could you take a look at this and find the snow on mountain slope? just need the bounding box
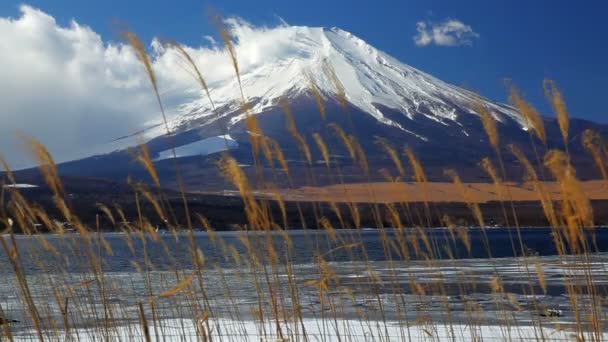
[169,23,525,136]
[155,135,237,160]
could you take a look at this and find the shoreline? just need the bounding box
[10,317,607,341]
[7,178,608,231]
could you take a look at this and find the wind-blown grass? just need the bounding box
[0,24,607,342]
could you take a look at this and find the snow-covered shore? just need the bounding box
[10,317,605,341]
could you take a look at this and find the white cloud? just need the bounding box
[0,5,290,169]
[414,19,479,47]
[0,5,168,169]
[202,35,216,45]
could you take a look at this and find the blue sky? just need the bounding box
[1,0,605,122]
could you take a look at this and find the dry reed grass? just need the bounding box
[0,24,606,342]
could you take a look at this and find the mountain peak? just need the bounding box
[171,23,524,138]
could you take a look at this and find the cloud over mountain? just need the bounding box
[0,6,292,168]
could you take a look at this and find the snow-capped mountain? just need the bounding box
[24,23,607,187]
[168,26,524,142]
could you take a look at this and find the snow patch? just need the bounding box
[155,135,237,161]
[2,183,38,189]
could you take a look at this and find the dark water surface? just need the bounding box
[1,227,607,274]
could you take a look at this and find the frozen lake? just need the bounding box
[1,228,607,340]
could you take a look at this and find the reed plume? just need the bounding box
[213,15,242,98]
[123,32,158,96]
[136,143,160,187]
[281,98,312,164]
[267,138,290,173]
[474,101,500,152]
[312,133,331,168]
[375,137,405,177]
[329,124,355,160]
[544,149,593,228]
[156,274,195,299]
[404,147,427,184]
[509,86,546,144]
[509,144,559,227]
[582,129,608,180]
[0,154,15,185]
[214,13,270,162]
[535,262,547,295]
[349,136,370,175]
[21,135,63,196]
[479,157,503,198]
[307,73,327,120]
[444,169,484,228]
[323,60,347,109]
[164,41,233,150]
[544,79,569,146]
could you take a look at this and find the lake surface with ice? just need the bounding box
[1,228,607,341]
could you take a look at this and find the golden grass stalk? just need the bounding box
[444,169,484,228]
[474,101,500,152]
[138,186,167,223]
[378,168,394,182]
[535,262,547,295]
[509,144,559,227]
[123,31,193,231]
[218,155,250,196]
[164,41,232,150]
[385,203,403,229]
[281,98,312,164]
[156,274,195,299]
[213,13,273,169]
[329,123,355,159]
[136,143,160,187]
[509,145,538,182]
[0,154,15,185]
[582,129,608,180]
[123,32,158,95]
[318,216,338,242]
[5,22,608,342]
[322,61,347,109]
[307,73,327,120]
[443,215,471,253]
[96,203,116,227]
[349,135,370,175]
[509,86,546,144]
[218,155,264,227]
[489,276,504,294]
[404,147,427,184]
[312,133,330,168]
[543,79,569,146]
[404,146,432,226]
[244,105,265,157]
[122,31,171,140]
[375,137,405,177]
[544,149,593,228]
[267,186,288,226]
[267,137,289,173]
[20,134,63,196]
[261,136,275,166]
[137,302,152,342]
[217,20,242,97]
[165,42,213,107]
[480,158,501,188]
